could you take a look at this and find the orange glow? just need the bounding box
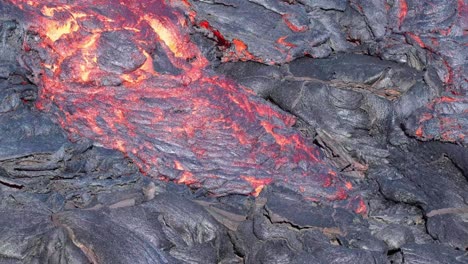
[439,96,459,103]
[233,39,248,53]
[282,14,308,32]
[261,121,288,147]
[40,6,57,17]
[398,0,408,27]
[174,160,184,170]
[6,0,355,202]
[198,20,231,48]
[114,140,126,152]
[322,177,332,188]
[419,113,433,122]
[355,198,367,215]
[415,126,424,137]
[144,15,183,57]
[177,171,197,185]
[415,113,434,138]
[222,39,257,62]
[277,36,297,48]
[241,176,273,196]
[407,33,425,48]
[45,18,79,42]
[333,188,348,200]
[345,181,353,190]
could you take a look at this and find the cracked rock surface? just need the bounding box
[0,0,467,263]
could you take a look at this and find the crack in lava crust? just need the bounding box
[8,0,363,209]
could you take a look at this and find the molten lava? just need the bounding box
[398,0,408,27]
[411,97,468,142]
[8,0,361,207]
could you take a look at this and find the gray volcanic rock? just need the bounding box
[0,2,466,264]
[191,0,468,145]
[375,225,415,250]
[97,30,147,74]
[427,213,468,250]
[401,243,468,264]
[0,107,66,161]
[190,0,331,64]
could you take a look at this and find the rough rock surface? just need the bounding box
[191,0,468,145]
[0,0,466,263]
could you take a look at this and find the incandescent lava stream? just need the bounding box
[7,0,364,211]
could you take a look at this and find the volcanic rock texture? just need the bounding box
[193,0,467,146]
[0,0,466,264]
[1,0,362,206]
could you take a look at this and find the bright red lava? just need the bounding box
[398,0,408,27]
[8,0,365,213]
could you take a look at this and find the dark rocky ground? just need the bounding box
[0,0,467,263]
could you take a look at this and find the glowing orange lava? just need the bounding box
[398,0,408,27]
[407,33,425,48]
[7,0,355,201]
[355,199,367,215]
[282,14,308,33]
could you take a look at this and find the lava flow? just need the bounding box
[8,0,361,207]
